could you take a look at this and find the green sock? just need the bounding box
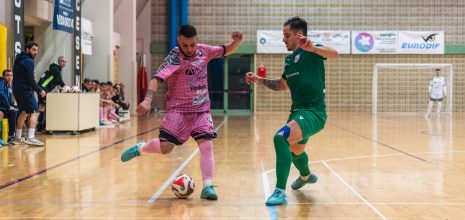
[292,152,311,177]
[273,134,292,190]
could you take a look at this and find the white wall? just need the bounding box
[18,0,74,86]
[82,0,114,82]
[34,24,73,86]
[0,0,6,25]
[137,0,151,75]
[114,0,136,112]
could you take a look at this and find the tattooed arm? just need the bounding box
[262,78,283,91]
[245,72,288,91]
[137,78,160,116]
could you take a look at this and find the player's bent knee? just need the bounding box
[160,142,175,154]
[275,125,291,139]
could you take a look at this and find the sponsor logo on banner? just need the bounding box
[13,0,24,57]
[257,30,350,54]
[53,0,74,33]
[257,30,289,54]
[307,31,350,54]
[81,17,93,55]
[352,31,397,54]
[398,31,444,54]
[74,0,82,86]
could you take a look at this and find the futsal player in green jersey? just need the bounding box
[246,17,338,206]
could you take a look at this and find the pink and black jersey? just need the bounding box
[154,44,225,112]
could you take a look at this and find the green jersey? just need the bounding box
[282,47,326,112]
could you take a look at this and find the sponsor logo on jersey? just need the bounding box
[185,68,195,75]
[287,72,300,78]
[191,59,203,66]
[193,96,209,105]
[190,85,207,91]
[294,53,301,63]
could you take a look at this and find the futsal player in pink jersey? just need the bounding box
[121,24,242,200]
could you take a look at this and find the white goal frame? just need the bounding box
[372,63,453,114]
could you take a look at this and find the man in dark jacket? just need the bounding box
[0,69,17,142]
[12,42,46,146]
[36,56,67,131]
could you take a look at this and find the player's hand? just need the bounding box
[245,72,261,85]
[136,99,152,116]
[296,33,316,52]
[232,31,243,42]
[40,90,46,97]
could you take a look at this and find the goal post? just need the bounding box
[372,63,453,114]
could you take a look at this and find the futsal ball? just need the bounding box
[171,174,195,199]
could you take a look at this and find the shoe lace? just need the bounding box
[272,189,285,197]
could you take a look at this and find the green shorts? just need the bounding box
[287,109,327,144]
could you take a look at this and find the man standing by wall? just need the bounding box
[12,42,46,146]
[37,56,67,131]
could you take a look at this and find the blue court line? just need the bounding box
[0,126,160,190]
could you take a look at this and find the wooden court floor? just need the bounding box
[1,112,465,219]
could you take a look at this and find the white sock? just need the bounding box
[437,101,442,115]
[301,175,309,181]
[28,128,36,139]
[16,129,22,139]
[426,101,433,115]
[203,179,213,188]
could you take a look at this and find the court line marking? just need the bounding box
[322,161,388,220]
[261,161,278,220]
[329,123,428,162]
[2,200,465,206]
[0,217,383,219]
[0,126,161,190]
[147,116,228,204]
[263,150,465,175]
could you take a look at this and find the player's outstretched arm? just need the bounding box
[136,78,159,116]
[296,33,339,59]
[245,72,288,91]
[224,31,243,56]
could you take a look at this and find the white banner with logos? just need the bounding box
[307,31,350,54]
[352,31,398,54]
[257,30,350,54]
[397,31,444,54]
[257,30,289,54]
[81,18,93,55]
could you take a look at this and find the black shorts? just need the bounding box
[14,91,38,114]
[430,98,443,102]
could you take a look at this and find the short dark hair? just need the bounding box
[284,16,307,36]
[179,24,197,38]
[25,42,39,50]
[93,79,100,84]
[83,78,90,83]
[106,81,113,86]
[435,68,441,71]
[2,69,12,75]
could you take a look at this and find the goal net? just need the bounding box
[372,63,453,114]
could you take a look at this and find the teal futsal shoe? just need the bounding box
[291,173,318,190]
[265,189,287,206]
[121,142,145,162]
[200,185,218,200]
